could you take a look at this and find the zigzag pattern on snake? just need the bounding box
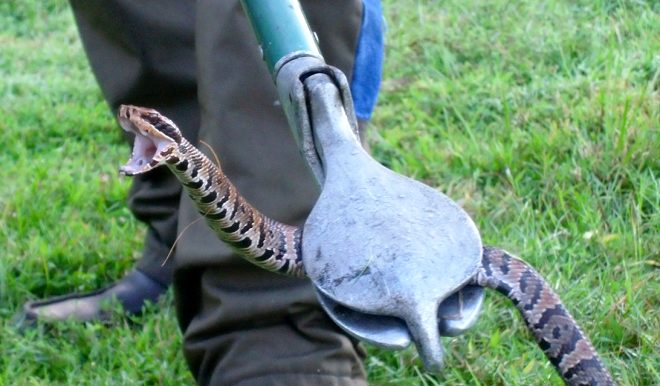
[118,105,614,385]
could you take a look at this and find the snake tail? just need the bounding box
[476,247,614,385]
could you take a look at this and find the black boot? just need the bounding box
[15,269,168,327]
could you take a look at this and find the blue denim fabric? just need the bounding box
[350,0,384,120]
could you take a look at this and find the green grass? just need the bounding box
[1,0,657,384]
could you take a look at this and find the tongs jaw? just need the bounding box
[275,55,484,371]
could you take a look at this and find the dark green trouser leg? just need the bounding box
[72,0,370,384]
[174,1,368,384]
[69,0,200,285]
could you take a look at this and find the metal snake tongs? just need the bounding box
[242,0,485,371]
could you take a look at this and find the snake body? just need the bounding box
[118,105,614,385]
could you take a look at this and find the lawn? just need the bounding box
[1,0,657,384]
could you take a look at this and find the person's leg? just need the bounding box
[19,0,199,323]
[173,1,382,384]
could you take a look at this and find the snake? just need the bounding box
[118,105,614,385]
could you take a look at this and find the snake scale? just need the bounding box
[118,105,614,385]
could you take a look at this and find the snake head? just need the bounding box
[118,105,181,175]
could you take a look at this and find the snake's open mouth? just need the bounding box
[118,105,178,176]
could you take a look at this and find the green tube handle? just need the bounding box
[240,0,323,75]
